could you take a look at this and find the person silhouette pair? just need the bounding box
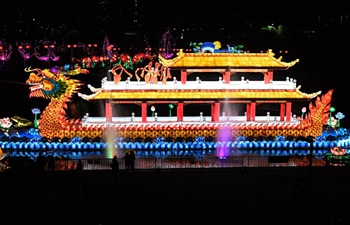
[122,151,135,172]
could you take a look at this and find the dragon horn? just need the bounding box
[24,66,32,72]
[24,67,41,73]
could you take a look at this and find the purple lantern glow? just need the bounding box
[17,41,32,60]
[159,29,175,59]
[33,39,62,61]
[0,39,12,61]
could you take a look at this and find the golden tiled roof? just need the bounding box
[159,49,299,69]
[79,86,320,101]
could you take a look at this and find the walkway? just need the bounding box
[1,167,349,225]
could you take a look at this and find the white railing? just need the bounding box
[101,80,296,91]
[82,116,299,127]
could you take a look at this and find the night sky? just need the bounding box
[1,3,350,128]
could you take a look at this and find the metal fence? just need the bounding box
[36,155,345,171]
[4,154,346,172]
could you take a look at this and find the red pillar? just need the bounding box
[264,71,274,84]
[280,103,286,122]
[105,101,112,122]
[250,102,256,122]
[224,70,231,84]
[286,102,292,121]
[181,69,187,84]
[211,104,215,121]
[246,103,251,122]
[177,102,184,121]
[211,102,220,122]
[269,71,274,82]
[142,102,147,122]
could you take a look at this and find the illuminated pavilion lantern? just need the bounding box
[83,45,318,125]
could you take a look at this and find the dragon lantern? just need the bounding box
[25,64,334,141]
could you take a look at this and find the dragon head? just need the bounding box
[25,66,84,99]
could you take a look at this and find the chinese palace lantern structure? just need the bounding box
[26,44,332,141]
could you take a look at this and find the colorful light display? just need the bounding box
[0,126,348,159]
[1,39,348,162]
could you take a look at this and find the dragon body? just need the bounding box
[25,65,333,141]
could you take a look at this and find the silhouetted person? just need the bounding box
[122,152,131,172]
[129,151,135,172]
[111,155,119,176]
[76,159,84,173]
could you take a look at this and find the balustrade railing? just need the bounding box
[5,155,340,173]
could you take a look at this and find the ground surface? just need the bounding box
[1,167,350,225]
